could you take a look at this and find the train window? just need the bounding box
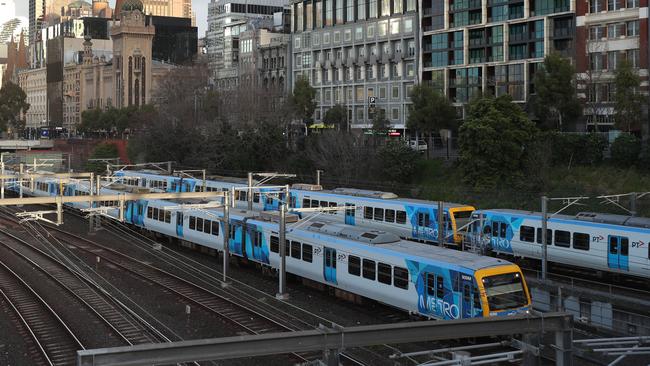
[573,232,590,250]
[378,263,392,285]
[329,202,337,214]
[364,207,373,219]
[189,216,196,230]
[311,200,319,208]
[177,214,183,226]
[302,244,313,263]
[203,219,210,233]
[291,241,302,259]
[463,285,471,302]
[211,221,219,236]
[385,209,395,223]
[621,237,629,255]
[303,199,311,208]
[554,230,570,248]
[289,196,297,208]
[499,223,506,238]
[348,256,361,276]
[374,208,384,221]
[285,240,291,257]
[254,193,260,203]
[255,232,263,248]
[270,236,279,253]
[426,274,435,296]
[418,213,430,227]
[165,211,171,224]
[436,275,444,298]
[152,208,158,220]
[520,226,535,242]
[492,222,499,236]
[393,267,408,289]
[536,228,552,244]
[362,259,376,280]
[196,218,204,232]
[147,207,153,219]
[473,285,481,308]
[396,211,407,224]
[320,201,328,208]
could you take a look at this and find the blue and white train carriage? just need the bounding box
[114,170,476,246]
[469,209,650,279]
[23,175,532,320]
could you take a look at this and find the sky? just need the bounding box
[15,0,210,36]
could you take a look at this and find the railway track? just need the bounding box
[0,227,165,346]
[0,260,84,366]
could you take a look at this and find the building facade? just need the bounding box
[18,67,47,127]
[575,0,648,131]
[290,0,419,132]
[206,0,285,86]
[240,28,289,91]
[115,0,193,20]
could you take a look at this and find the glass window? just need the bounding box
[357,0,366,20]
[378,263,392,284]
[394,0,403,13]
[627,20,639,36]
[396,210,407,224]
[374,207,384,220]
[554,230,571,247]
[519,226,535,242]
[426,273,436,296]
[436,275,444,298]
[573,233,590,250]
[367,24,375,38]
[390,19,400,34]
[303,244,313,262]
[196,217,204,232]
[362,259,376,280]
[378,20,388,36]
[627,0,638,7]
[189,216,196,230]
[394,267,409,289]
[270,236,279,253]
[344,29,352,42]
[355,26,363,40]
[291,241,301,259]
[349,255,361,275]
[369,0,378,17]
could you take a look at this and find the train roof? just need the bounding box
[476,208,650,230]
[119,170,255,185]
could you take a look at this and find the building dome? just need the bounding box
[121,0,144,12]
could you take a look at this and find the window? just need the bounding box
[364,206,373,219]
[378,263,392,284]
[436,275,444,298]
[520,226,535,242]
[302,244,313,262]
[589,26,605,40]
[627,0,638,7]
[271,235,279,253]
[418,212,430,227]
[303,198,311,208]
[627,20,639,36]
[390,19,400,35]
[362,259,376,280]
[211,221,219,236]
[621,237,629,255]
[385,209,395,222]
[573,232,590,250]
[349,255,361,276]
[311,199,319,207]
[396,211,407,224]
[426,273,436,296]
[355,26,363,40]
[202,218,210,233]
[189,216,196,230]
[554,230,570,247]
[291,241,302,259]
[374,207,384,221]
[608,23,625,38]
[394,267,409,289]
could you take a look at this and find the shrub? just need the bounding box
[610,134,641,167]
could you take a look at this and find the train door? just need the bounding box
[460,275,474,319]
[125,201,134,223]
[608,235,629,271]
[345,203,355,225]
[416,210,432,240]
[176,212,184,237]
[323,247,337,284]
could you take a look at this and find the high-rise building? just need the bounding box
[206,0,285,86]
[29,0,46,44]
[289,0,419,133]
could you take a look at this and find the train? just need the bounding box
[114,170,650,280]
[468,209,650,278]
[114,170,476,245]
[7,174,532,320]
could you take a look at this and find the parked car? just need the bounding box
[407,139,427,152]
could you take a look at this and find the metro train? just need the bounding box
[10,175,532,320]
[112,170,650,280]
[114,170,476,245]
[468,209,650,279]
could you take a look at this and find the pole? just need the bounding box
[67,153,71,172]
[202,169,206,193]
[437,201,444,247]
[1,158,4,200]
[316,170,322,186]
[19,163,23,199]
[247,172,253,211]
[541,196,548,281]
[222,193,230,286]
[230,186,236,208]
[276,203,288,299]
[630,192,637,217]
[167,161,172,175]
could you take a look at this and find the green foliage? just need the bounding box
[614,61,644,132]
[533,52,581,131]
[86,143,119,173]
[610,133,641,167]
[458,95,538,189]
[0,81,30,132]
[79,105,157,135]
[544,132,607,166]
[372,109,391,135]
[376,141,422,183]
[323,104,347,130]
[290,76,316,125]
[407,83,456,133]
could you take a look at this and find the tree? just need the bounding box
[86,143,119,173]
[376,141,422,183]
[610,133,641,166]
[533,52,581,131]
[614,60,645,132]
[289,75,316,125]
[323,104,348,131]
[407,83,456,158]
[0,81,30,133]
[459,95,538,188]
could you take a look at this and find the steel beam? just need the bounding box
[77,312,572,366]
[0,191,224,206]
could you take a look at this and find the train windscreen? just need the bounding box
[482,272,527,311]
